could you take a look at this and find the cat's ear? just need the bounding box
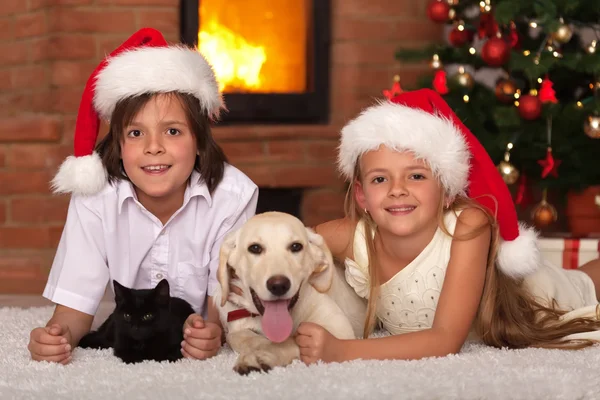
[113,280,127,304]
[217,228,242,307]
[155,279,170,305]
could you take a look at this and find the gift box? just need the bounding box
[538,237,600,269]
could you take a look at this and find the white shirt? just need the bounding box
[43,164,258,316]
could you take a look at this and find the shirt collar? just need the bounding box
[117,170,212,214]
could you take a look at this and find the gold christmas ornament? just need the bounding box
[531,190,558,229]
[584,114,600,139]
[585,40,597,54]
[452,66,474,90]
[551,19,573,44]
[430,54,443,70]
[496,147,519,185]
[495,78,518,104]
[447,0,459,5]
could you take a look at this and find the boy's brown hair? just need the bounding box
[95,91,227,193]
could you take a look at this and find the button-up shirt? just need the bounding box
[43,165,258,316]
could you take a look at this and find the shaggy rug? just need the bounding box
[1,305,599,400]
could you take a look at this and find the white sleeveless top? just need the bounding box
[344,212,458,335]
[345,212,600,340]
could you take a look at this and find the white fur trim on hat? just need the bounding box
[337,101,471,199]
[51,152,107,196]
[93,46,222,120]
[497,223,540,279]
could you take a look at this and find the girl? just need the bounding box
[27,28,258,364]
[296,89,600,363]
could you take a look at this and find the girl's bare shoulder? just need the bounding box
[313,217,357,260]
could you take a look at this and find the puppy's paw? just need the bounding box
[233,350,284,375]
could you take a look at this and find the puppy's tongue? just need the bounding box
[261,299,293,343]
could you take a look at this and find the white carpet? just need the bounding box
[1,306,599,400]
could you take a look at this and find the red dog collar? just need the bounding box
[227,309,259,322]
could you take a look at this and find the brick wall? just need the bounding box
[0,0,442,293]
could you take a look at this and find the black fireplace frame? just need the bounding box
[180,0,331,125]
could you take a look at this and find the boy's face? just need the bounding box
[120,93,197,211]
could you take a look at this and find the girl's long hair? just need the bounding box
[345,163,600,347]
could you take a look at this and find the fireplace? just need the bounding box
[180,0,331,124]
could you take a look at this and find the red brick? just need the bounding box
[11,65,48,88]
[48,35,96,60]
[137,9,178,35]
[333,42,412,66]
[49,226,64,248]
[0,1,27,16]
[301,189,346,226]
[335,16,442,42]
[9,144,71,169]
[333,65,427,97]
[30,90,53,113]
[96,0,177,5]
[29,37,51,61]
[51,86,83,113]
[0,93,31,117]
[0,16,14,40]
[220,141,265,164]
[333,0,420,17]
[273,165,341,188]
[15,11,48,38]
[0,171,52,195]
[51,60,95,86]
[50,9,136,34]
[28,0,51,11]
[0,200,6,223]
[0,42,29,66]
[213,125,340,141]
[0,254,48,294]
[0,69,11,90]
[55,0,93,4]
[266,141,306,163]
[0,227,52,248]
[306,141,338,163]
[0,115,61,142]
[0,145,6,167]
[10,196,69,223]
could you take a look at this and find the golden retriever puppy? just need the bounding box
[213,212,365,374]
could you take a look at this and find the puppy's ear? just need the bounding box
[217,228,241,306]
[306,228,334,293]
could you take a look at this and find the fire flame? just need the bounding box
[198,19,266,92]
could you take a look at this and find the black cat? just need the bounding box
[78,279,195,364]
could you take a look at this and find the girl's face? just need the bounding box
[355,146,445,238]
[120,93,197,207]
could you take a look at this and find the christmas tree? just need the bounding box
[393,0,600,228]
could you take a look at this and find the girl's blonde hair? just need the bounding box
[346,162,600,348]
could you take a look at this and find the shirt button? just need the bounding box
[156,273,164,279]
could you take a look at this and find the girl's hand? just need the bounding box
[181,314,222,360]
[295,322,345,364]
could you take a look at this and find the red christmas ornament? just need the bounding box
[433,70,449,95]
[481,37,511,67]
[518,94,542,120]
[449,26,474,47]
[507,22,520,49]
[478,13,499,39]
[383,75,403,100]
[515,174,533,208]
[427,0,450,23]
[538,77,558,103]
[538,147,561,178]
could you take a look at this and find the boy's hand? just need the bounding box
[28,324,73,364]
[181,314,222,360]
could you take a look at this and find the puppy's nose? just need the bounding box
[266,275,291,296]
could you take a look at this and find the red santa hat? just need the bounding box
[338,88,540,279]
[51,27,223,196]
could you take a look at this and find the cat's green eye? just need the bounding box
[142,313,154,321]
[123,313,131,321]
